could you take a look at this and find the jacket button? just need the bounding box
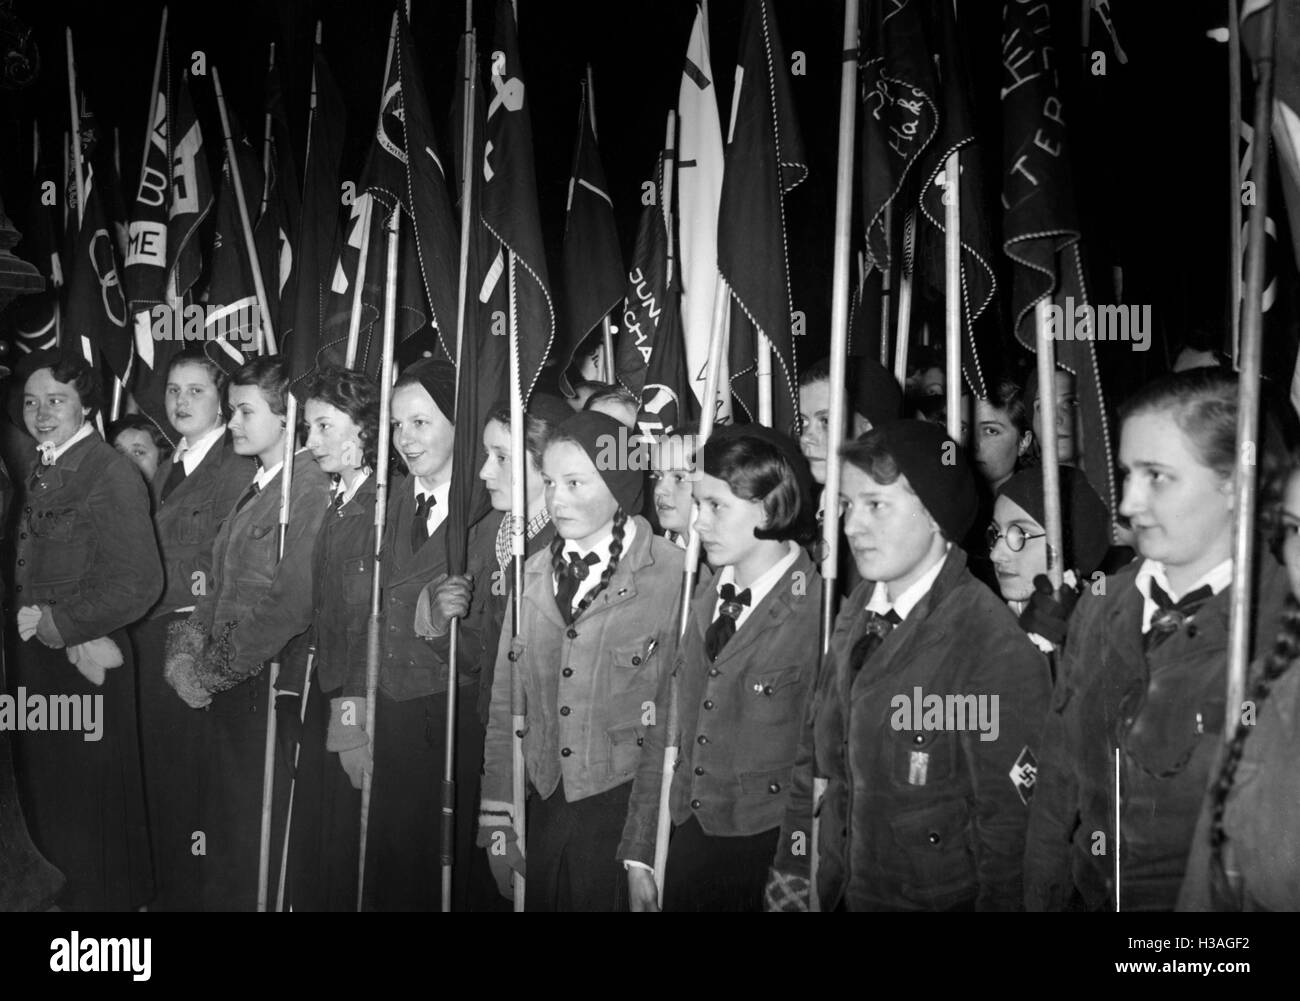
[913,733,925,744]
[1187,625,1199,639]
[708,668,720,678]
[19,533,26,540]
[23,506,30,514]
[560,706,571,716]
[636,737,644,746]
[769,782,781,794]
[631,655,642,665]
[566,628,578,639]
[697,734,709,745]
[561,747,572,757]
[928,832,941,845]
[562,668,573,678]
[15,585,22,593]
[16,559,23,567]
[703,699,714,711]
[694,766,704,776]
[690,799,701,809]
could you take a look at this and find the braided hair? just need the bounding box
[550,507,628,621]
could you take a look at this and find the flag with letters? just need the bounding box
[125,40,170,319]
[64,155,131,380]
[165,71,212,303]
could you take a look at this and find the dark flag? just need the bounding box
[254,52,301,344]
[125,41,171,320]
[717,0,808,431]
[558,73,623,393]
[285,33,346,399]
[1001,0,1116,514]
[64,154,131,380]
[915,0,998,397]
[617,142,696,441]
[12,129,63,355]
[480,0,555,406]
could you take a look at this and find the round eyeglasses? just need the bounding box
[986,523,1047,553]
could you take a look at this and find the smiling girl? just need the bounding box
[479,411,684,911]
[1025,369,1288,911]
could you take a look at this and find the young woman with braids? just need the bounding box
[1024,369,1288,912]
[1178,450,1300,910]
[479,411,685,911]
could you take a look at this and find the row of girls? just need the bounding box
[6,337,1294,913]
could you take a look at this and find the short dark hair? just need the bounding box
[702,432,813,544]
[840,432,905,488]
[583,385,639,415]
[799,356,833,389]
[303,366,382,469]
[1118,369,1238,479]
[19,350,104,419]
[983,377,1030,436]
[109,413,173,455]
[230,356,289,418]
[485,401,562,471]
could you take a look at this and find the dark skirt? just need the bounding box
[661,815,779,912]
[132,612,208,910]
[10,628,153,911]
[525,779,632,913]
[364,684,487,911]
[287,678,360,911]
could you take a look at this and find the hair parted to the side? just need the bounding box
[550,506,628,619]
[1118,368,1239,479]
[304,366,382,470]
[486,401,563,471]
[18,349,104,419]
[231,355,290,419]
[167,347,231,414]
[109,413,173,455]
[703,433,814,545]
[583,385,639,414]
[986,377,1030,437]
[839,432,906,488]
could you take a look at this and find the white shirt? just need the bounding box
[175,424,225,475]
[864,544,952,622]
[711,542,801,631]
[1134,558,1232,634]
[552,518,639,611]
[334,469,371,508]
[253,460,285,493]
[43,422,94,464]
[413,479,451,537]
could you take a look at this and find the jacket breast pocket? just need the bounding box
[29,507,88,584]
[744,665,808,723]
[608,636,661,697]
[890,726,958,789]
[606,721,647,779]
[30,506,77,542]
[342,557,371,605]
[175,500,215,546]
[247,522,277,561]
[888,799,976,904]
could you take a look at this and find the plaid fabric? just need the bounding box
[764,868,810,913]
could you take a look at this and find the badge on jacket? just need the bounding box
[908,750,929,786]
[1010,745,1038,804]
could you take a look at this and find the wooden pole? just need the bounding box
[138,8,168,200]
[357,206,401,910]
[275,647,315,910]
[1034,300,1065,593]
[1228,0,1243,362]
[260,42,276,220]
[65,30,84,229]
[212,66,278,355]
[943,151,962,443]
[508,252,528,913]
[810,0,860,915]
[1227,0,1276,739]
[893,210,916,387]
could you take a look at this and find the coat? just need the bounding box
[189,449,331,693]
[310,475,376,696]
[375,479,500,702]
[482,516,685,807]
[619,547,822,866]
[775,546,1050,911]
[148,433,255,616]
[1024,558,1288,912]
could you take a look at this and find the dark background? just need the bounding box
[0,0,1264,404]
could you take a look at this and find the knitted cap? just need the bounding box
[552,410,643,514]
[705,422,815,535]
[997,465,1110,576]
[851,356,904,428]
[854,419,978,542]
[399,358,456,423]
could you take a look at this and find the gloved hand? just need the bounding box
[476,801,524,901]
[1018,574,1080,648]
[764,868,811,912]
[65,636,123,687]
[35,606,65,649]
[338,746,372,790]
[626,864,661,913]
[164,618,213,709]
[275,691,304,775]
[414,573,474,639]
[327,696,371,790]
[16,605,42,641]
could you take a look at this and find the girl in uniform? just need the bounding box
[109,413,172,485]
[621,425,820,912]
[479,411,684,911]
[10,350,162,910]
[135,348,252,910]
[164,356,331,911]
[1024,369,1287,911]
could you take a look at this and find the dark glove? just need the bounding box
[1018,574,1079,647]
[275,691,304,776]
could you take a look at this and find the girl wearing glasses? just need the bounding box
[1024,370,1288,911]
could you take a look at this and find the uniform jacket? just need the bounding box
[148,433,254,616]
[1024,558,1287,912]
[775,547,1049,911]
[376,479,499,702]
[619,548,822,865]
[189,449,331,693]
[1178,651,1300,911]
[14,432,161,644]
[482,516,685,806]
[310,475,376,696]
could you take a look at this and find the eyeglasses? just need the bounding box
[986,523,1047,552]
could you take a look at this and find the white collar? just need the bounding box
[865,544,951,621]
[561,517,639,567]
[177,423,226,474]
[414,478,451,508]
[1134,557,1232,633]
[43,422,95,464]
[335,469,371,506]
[254,459,285,491]
[716,541,801,609]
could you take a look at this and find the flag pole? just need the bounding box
[1228,0,1243,362]
[879,220,891,368]
[943,151,961,443]
[65,30,84,229]
[138,8,168,199]
[1034,300,1065,593]
[346,15,399,368]
[357,205,401,910]
[585,65,617,382]
[441,19,478,916]
[213,66,278,355]
[507,250,529,913]
[892,210,916,387]
[1227,0,1276,738]
[260,42,276,219]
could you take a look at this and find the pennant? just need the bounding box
[125,41,171,318]
[64,157,131,381]
[254,51,300,344]
[165,71,212,303]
